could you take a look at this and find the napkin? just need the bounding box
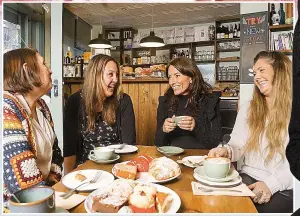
[191,181,255,197]
[55,191,87,210]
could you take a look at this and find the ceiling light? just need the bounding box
[139,5,165,48]
[88,16,112,49]
[88,33,112,49]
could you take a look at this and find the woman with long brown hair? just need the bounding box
[209,51,293,213]
[155,57,222,149]
[63,54,136,174]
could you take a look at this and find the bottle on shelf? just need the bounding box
[181,50,185,57]
[220,25,225,39]
[216,23,221,39]
[66,47,72,58]
[278,3,286,25]
[269,3,276,25]
[237,24,240,38]
[77,56,81,64]
[229,24,234,39]
[233,23,238,38]
[186,50,190,59]
[224,25,229,39]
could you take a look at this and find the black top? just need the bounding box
[63,90,136,165]
[155,94,222,149]
[287,15,300,181]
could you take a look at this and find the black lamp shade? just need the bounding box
[140,31,165,48]
[88,34,112,49]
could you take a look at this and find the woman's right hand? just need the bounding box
[163,115,176,133]
[208,147,229,158]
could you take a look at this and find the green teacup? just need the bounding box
[203,157,230,179]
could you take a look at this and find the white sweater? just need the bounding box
[229,102,293,195]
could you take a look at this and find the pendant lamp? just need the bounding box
[140,5,165,48]
[88,16,112,49]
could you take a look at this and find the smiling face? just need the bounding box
[253,58,275,98]
[101,60,119,98]
[168,65,192,96]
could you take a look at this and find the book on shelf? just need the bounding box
[271,31,293,51]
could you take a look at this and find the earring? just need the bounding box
[190,80,192,84]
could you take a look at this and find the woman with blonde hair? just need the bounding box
[3,48,63,203]
[63,54,136,174]
[209,51,293,213]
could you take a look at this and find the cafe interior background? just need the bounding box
[3,1,296,152]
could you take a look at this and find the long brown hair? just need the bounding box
[246,51,292,163]
[82,54,121,130]
[4,48,41,93]
[165,57,212,115]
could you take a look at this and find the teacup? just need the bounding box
[9,186,55,213]
[203,157,230,179]
[174,116,186,125]
[89,147,114,160]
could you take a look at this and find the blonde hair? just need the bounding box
[246,51,292,163]
[82,54,121,130]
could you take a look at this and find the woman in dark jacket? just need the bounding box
[155,57,221,149]
[63,54,136,174]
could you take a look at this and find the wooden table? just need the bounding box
[53,145,257,213]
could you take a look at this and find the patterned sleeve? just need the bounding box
[3,102,44,194]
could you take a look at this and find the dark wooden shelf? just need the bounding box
[217,48,240,52]
[273,49,293,54]
[216,38,240,42]
[63,78,84,84]
[131,63,167,67]
[217,80,240,82]
[122,78,168,83]
[216,59,239,62]
[269,24,293,32]
[108,39,121,41]
[194,60,215,64]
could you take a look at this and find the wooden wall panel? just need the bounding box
[121,83,129,94]
[160,83,170,96]
[128,84,139,145]
[138,83,150,145]
[148,83,161,146]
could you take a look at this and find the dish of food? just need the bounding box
[84,179,181,213]
[112,155,181,183]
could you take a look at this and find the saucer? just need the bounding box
[55,207,69,213]
[193,173,242,188]
[157,146,184,156]
[194,167,239,182]
[88,153,120,164]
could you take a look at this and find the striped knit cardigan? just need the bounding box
[3,91,63,202]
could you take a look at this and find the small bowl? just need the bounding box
[157,146,184,156]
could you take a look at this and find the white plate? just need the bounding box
[88,153,120,164]
[107,144,138,154]
[84,183,181,213]
[112,161,181,184]
[193,173,242,187]
[194,167,239,183]
[62,169,115,191]
[181,156,207,168]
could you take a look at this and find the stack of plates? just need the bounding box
[193,166,242,187]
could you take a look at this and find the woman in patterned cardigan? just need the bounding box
[3,48,63,204]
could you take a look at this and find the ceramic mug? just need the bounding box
[203,157,230,179]
[89,147,114,160]
[174,116,186,126]
[9,186,55,213]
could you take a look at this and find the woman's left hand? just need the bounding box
[178,116,195,131]
[248,181,272,204]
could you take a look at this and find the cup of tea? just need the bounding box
[89,147,114,160]
[203,157,230,179]
[9,186,55,213]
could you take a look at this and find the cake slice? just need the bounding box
[156,192,173,213]
[92,194,128,213]
[75,172,87,181]
[113,163,137,180]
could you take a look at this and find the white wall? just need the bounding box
[49,3,63,151]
